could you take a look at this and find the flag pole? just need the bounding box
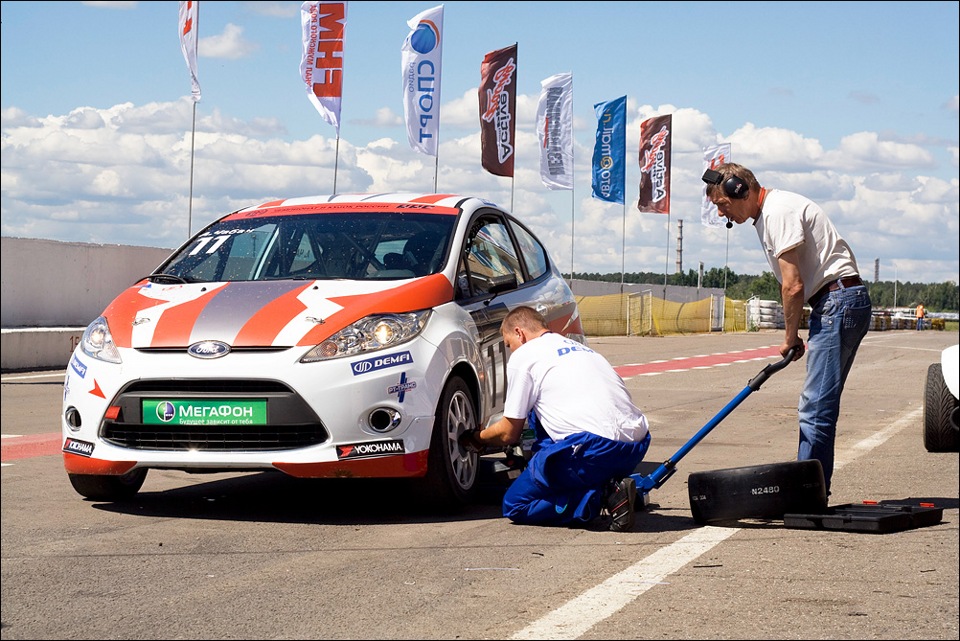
[569,184,575,288]
[569,98,576,287]
[663,213,671,300]
[187,100,197,237]
[333,134,340,194]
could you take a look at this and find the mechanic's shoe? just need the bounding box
[606,477,637,532]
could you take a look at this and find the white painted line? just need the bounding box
[0,371,64,382]
[510,526,739,640]
[510,406,919,640]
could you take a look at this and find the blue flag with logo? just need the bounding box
[591,96,626,204]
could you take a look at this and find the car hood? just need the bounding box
[101,274,454,349]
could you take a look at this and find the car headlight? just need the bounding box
[81,316,122,364]
[300,310,431,363]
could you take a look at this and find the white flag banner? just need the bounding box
[300,1,347,133]
[702,143,732,227]
[536,72,574,190]
[401,5,443,156]
[178,1,201,102]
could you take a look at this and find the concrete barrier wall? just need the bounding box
[1,237,172,371]
[0,237,727,372]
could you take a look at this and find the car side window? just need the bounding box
[460,216,524,297]
[509,219,549,280]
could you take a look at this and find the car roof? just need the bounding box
[230,193,505,218]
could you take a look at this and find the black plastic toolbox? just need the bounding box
[783,501,944,533]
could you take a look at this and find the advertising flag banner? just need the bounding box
[300,1,347,133]
[701,143,732,227]
[536,72,573,190]
[478,43,518,177]
[178,1,201,102]
[591,96,626,204]
[401,5,443,156]
[637,114,672,213]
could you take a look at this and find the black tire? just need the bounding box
[923,362,960,452]
[416,376,479,509]
[68,469,148,501]
[688,460,827,524]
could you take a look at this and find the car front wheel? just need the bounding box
[418,376,479,509]
[68,468,148,501]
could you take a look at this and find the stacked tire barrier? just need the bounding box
[747,298,784,330]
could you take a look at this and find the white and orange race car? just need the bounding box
[61,193,584,507]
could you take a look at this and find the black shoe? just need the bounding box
[606,477,637,532]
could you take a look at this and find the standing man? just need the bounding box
[703,163,872,494]
[460,306,651,531]
[916,302,926,331]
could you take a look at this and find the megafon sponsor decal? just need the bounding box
[337,440,405,460]
[351,351,413,376]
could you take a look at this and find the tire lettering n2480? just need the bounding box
[751,485,780,495]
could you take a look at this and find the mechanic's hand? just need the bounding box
[458,428,484,454]
[781,340,805,361]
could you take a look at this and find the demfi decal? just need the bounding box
[70,354,87,378]
[387,372,417,402]
[63,438,95,457]
[350,351,413,376]
[336,440,405,460]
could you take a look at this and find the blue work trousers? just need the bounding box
[502,431,651,527]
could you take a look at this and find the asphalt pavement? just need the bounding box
[2,329,957,640]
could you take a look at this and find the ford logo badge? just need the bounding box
[187,340,231,359]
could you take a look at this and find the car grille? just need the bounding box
[100,379,328,452]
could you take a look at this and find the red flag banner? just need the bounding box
[300,1,347,133]
[637,114,672,213]
[478,43,518,177]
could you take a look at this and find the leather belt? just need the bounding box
[809,275,863,306]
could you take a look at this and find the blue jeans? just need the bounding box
[801,284,872,493]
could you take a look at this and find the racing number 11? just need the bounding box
[486,340,508,410]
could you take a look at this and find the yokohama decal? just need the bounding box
[337,440,405,460]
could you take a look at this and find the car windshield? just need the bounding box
[157,212,456,282]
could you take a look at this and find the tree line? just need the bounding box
[568,268,960,312]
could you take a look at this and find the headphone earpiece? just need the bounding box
[722,176,748,199]
[702,169,748,199]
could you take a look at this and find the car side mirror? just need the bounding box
[487,274,518,295]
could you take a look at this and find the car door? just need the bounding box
[454,210,572,420]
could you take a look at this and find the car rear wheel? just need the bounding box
[418,376,479,509]
[687,460,827,524]
[923,362,960,452]
[68,469,148,501]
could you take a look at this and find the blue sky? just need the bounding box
[2,1,958,285]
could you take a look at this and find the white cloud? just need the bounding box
[1,98,957,284]
[200,24,259,60]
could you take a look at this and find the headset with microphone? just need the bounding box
[702,168,745,228]
[702,168,748,199]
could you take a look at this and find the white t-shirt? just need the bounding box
[753,189,860,301]
[502,332,649,443]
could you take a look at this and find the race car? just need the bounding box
[61,193,585,507]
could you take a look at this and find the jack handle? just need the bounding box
[747,345,800,392]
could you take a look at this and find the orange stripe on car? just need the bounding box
[297,273,454,346]
[233,282,313,346]
[150,287,223,347]
[101,283,171,348]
